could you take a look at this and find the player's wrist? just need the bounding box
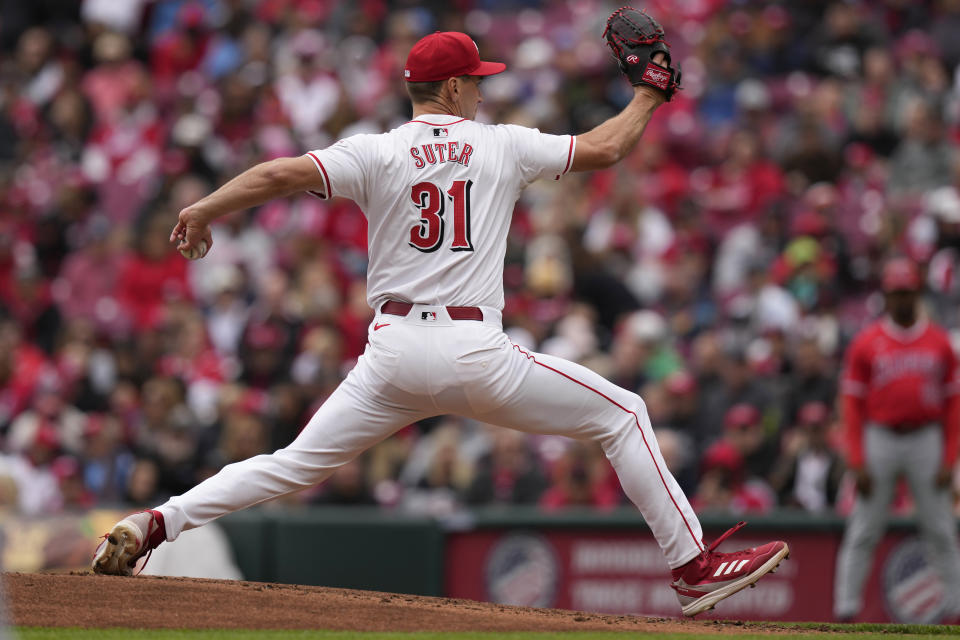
[182,206,213,226]
[632,85,666,106]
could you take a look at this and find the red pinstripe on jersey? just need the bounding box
[306,151,331,199]
[511,343,703,551]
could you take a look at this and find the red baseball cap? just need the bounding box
[404,32,506,82]
[798,401,830,427]
[881,258,921,292]
[724,404,761,430]
[664,370,696,395]
[701,441,745,477]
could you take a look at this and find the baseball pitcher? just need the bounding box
[94,8,787,617]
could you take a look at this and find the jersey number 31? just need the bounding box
[409,180,474,253]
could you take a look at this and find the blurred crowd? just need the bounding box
[1,0,960,519]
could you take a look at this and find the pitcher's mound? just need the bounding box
[6,572,777,633]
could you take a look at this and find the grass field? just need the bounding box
[12,625,960,640]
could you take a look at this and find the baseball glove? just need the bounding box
[603,6,681,100]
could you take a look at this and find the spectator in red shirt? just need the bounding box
[2,265,61,354]
[692,440,773,514]
[0,319,49,432]
[82,32,144,124]
[540,441,621,511]
[834,257,960,622]
[720,403,779,482]
[698,129,785,239]
[768,401,844,512]
[55,216,128,334]
[150,3,212,92]
[117,214,192,331]
[465,428,547,506]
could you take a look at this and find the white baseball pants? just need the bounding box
[834,424,960,618]
[157,305,705,568]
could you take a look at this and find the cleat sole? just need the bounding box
[681,542,790,617]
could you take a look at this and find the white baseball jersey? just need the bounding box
[304,114,575,310]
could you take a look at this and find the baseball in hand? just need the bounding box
[179,240,208,260]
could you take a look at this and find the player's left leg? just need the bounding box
[443,336,787,616]
[903,425,960,618]
[94,349,431,575]
[157,376,427,538]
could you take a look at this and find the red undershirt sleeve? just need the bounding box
[942,340,960,467]
[841,335,870,470]
[843,395,867,470]
[943,395,959,468]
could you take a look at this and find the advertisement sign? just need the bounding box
[445,527,951,623]
[0,511,122,573]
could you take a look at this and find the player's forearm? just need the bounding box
[571,88,663,171]
[188,158,316,224]
[604,88,664,158]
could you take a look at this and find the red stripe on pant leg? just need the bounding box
[512,344,703,552]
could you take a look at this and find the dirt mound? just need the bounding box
[6,572,793,633]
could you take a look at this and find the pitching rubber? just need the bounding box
[681,543,791,617]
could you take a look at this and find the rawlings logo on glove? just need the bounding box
[641,64,670,89]
[603,6,682,100]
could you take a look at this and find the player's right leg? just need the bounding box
[448,339,788,616]
[902,426,960,618]
[833,426,898,620]
[93,347,429,575]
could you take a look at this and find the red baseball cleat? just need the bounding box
[671,521,789,617]
[92,509,166,576]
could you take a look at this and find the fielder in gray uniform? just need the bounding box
[834,257,960,621]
